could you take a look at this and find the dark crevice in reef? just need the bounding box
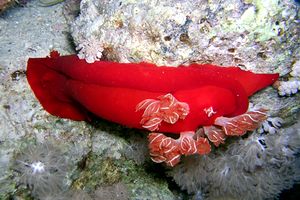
[279,183,300,200]
[144,162,190,199]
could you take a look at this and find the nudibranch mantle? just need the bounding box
[27,51,279,166]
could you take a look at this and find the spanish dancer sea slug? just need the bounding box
[27,51,279,166]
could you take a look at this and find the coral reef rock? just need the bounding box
[71,0,299,75]
[70,1,300,199]
[0,1,179,199]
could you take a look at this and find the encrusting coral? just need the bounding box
[71,0,299,75]
[93,182,130,200]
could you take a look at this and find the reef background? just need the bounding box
[0,0,299,199]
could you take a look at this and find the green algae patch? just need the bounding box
[221,0,285,42]
[72,155,121,192]
[116,160,176,200]
[71,151,176,199]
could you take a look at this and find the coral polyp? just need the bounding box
[13,142,69,196]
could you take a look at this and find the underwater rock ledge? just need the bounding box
[71,0,299,75]
[0,0,299,199]
[69,0,300,199]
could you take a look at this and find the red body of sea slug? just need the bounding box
[27,51,279,166]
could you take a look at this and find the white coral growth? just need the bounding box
[76,36,104,63]
[170,121,300,200]
[257,117,283,134]
[290,60,300,77]
[278,60,300,96]
[278,80,300,96]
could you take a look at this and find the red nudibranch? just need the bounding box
[27,51,279,166]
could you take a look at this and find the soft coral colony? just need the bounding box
[26,51,279,166]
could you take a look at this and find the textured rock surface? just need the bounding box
[0,0,299,199]
[70,0,300,199]
[71,0,299,75]
[0,1,178,199]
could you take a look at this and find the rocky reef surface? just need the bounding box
[0,0,299,199]
[72,0,299,73]
[71,1,300,198]
[0,1,177,199]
